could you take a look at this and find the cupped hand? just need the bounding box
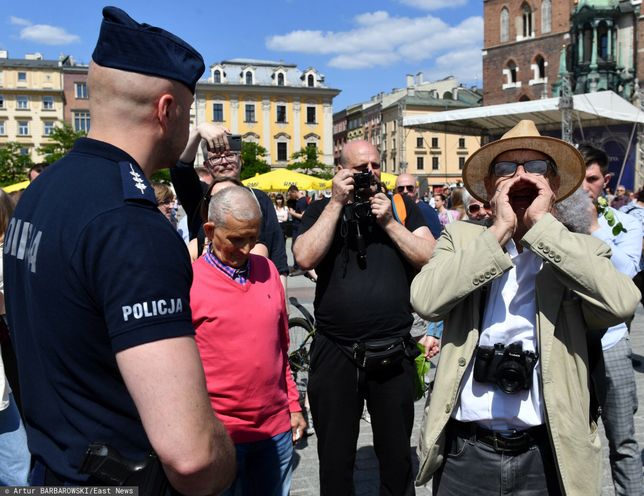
[521,174,556,227]
[488,179,517,246]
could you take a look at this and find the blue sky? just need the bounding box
[1,0,483,109]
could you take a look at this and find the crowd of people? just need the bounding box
[1,6,644,496]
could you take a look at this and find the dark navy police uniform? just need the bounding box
[3,138,195,483]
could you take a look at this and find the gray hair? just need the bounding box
[461,188,474,209]
[208,186,262,226]
[553,187,593,234]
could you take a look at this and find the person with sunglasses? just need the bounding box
[462,189,491,222]
[411,120,640,496]
[395,174,441,240]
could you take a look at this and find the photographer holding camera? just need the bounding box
[411,120,640,496]
[293,140,435,495]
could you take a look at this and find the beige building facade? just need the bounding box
[0,52,66,162]
[335,76,483,190]
[195,59,340,167]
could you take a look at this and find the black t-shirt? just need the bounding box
[292,196,308,231]
[4,138,195,482]
[299,195,424,342]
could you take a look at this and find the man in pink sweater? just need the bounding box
[191,185,306,496]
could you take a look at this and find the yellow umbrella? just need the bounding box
[379,172,398,190]
[242,169,329,192]
[3,180,30,193]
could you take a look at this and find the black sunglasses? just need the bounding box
[468,202,490,214]
[396,185,415,193]
[492,159,556,177]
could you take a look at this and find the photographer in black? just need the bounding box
[293,140,435,495]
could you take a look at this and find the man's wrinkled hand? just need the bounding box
[370,192,394,226]
[522,174,556,227]
[489,179,517,246]
[290,411,307,444]
[197,123,230,152]
[331,169,354,206]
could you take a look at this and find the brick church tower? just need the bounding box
[483,0,642,106]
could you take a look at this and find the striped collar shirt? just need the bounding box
[204,246,251,284]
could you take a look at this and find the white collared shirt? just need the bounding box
[453,239,544,430]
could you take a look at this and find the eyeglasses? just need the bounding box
[492,159,556,177]
[468,202,490,214]
[396,185,415,193]
[207,152,240,165]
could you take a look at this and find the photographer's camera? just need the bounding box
[345,171,375,221]
[473,341,538,394]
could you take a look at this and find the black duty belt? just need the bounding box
[448,418,548,453]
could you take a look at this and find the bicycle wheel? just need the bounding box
[288,317,314,402]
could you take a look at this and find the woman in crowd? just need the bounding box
[274,194,290,240]
[0,189,30,486]
[449,187,467,220]
[433,193,461,229]
[152,182,177,228]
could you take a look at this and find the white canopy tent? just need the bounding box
[403,91,644,138]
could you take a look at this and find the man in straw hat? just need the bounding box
[4,7,235,492]
[411,120,640,495]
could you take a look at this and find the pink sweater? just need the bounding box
[191,254,300,443]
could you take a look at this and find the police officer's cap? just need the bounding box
[92,6,205,94]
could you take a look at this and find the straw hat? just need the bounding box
[463,120,584,203]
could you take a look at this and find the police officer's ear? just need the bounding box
[156,93,176,132]
[203,222,215,241]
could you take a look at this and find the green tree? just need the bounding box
[37,122,86,164]
[287,146,333,179]
[0,142,33,186]
[240,142,270,180]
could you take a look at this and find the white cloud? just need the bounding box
[398,0,468,10]
[20,24,80,45]
[9,16,31,26]
[9,16,79,45]
[266,11,482,71]
[329,52,400,69]
[423,47,482,83]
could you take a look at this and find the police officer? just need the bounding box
[3,7,235,493]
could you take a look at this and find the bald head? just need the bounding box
[88,62,188,127]
[87,61,194,175]
[339,140,378,168]
[208,186,261,227]
[338,140,381,180]
[395,173,418,199]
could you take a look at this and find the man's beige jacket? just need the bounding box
[411,214,640,495]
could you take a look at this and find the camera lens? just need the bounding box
[496,361,525,394]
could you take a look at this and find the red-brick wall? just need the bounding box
[483,33,569,104]
[62,70,88,125]
[483,0,574,105]
[638,16,644,83]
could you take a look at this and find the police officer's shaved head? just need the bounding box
[208,186,262,227]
